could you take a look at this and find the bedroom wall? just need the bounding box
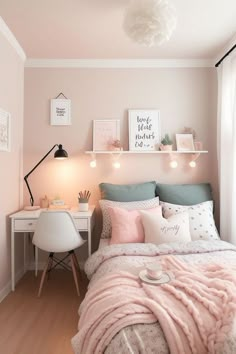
[24,66,218,255]
[0,26,24,299]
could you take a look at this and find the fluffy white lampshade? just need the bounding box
[123,0,177,47]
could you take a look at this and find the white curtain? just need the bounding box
[217,52,236,244]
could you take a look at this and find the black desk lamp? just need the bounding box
[24,144,68,209]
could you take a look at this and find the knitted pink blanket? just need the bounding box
[73,256,236,354]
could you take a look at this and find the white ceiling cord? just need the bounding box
[123,0,177,47]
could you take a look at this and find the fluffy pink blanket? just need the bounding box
[73,256,236,354]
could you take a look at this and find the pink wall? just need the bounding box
[24,67,217,252]
[0,31,24,294]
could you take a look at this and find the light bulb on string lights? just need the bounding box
[90,159,97,168]
[112,152,122,169]
[169,160,178,169]
[189,160,197,168]
[113,161,121,169]
[189,153,200,168]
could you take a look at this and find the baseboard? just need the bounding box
[28,262,46,271]
[0,267,25,303]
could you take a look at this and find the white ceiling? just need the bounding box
[0,0,236,59]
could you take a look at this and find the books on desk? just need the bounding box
[48,204,70,210]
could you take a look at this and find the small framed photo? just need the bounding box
[176,134,195,151]
[50,99,71,125]
[0,108,10,152]
[93,119,120,151]
[129,109,161,151]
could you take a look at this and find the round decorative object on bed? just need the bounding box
[146,262,162,279]
[139,270,174,284]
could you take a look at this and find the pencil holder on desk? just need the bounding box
[78,190,91,212]
[79,199,89,212]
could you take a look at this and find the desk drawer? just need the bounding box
[74,218,88,230]
[14,219,37,231]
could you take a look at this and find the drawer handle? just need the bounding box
[28,223,33,226]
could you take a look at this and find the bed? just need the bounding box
[72,182,236,354]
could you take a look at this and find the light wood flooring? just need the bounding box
[0,270,88,354]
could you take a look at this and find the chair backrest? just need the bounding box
[32,211,84,252]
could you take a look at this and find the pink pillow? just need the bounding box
[108,206,162,245]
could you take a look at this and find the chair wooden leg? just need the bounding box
[72,251,82,277]
[70,254,80,296]
[47,253,54,280]
[38,256,51,297]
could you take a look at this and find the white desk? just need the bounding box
[10,206,95,291]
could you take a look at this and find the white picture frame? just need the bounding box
[176,134,195,151]
[128,110,161,151]
[0,108,10,152]
[50,99,71,125]
[93,119,120,151]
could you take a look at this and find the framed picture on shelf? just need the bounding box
[128,110,161,151]
[93,119,120,151]
[0,108,10,152]
[176,134,195,151]
[50,99,71,125]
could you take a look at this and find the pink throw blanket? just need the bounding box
[73,256,236,354]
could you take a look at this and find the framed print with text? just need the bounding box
[93,119,120,151]
[129,109,161,151]
[50,99,71,125]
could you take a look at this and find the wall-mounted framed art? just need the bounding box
[0,108,11,152]
[93,119,120,151]
[176,134,195,151]
[50,98,71,125]
[128,109,161,151]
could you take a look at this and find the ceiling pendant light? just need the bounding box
[123,0,177,47]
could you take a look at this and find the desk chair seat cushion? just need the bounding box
[33,211,84,253]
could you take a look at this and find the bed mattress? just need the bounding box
[72,240,236,354]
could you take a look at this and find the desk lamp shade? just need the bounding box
[54,144,68,159]
[24,144,68,209]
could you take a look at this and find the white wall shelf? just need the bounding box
[85,150,208,168]
[85,150,208,155]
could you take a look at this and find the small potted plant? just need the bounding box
[159,134,173,151]
[109,139,123,151]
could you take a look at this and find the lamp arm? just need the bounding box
[24,176,34,206]
[24,144,59,206]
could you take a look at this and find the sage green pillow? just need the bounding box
[156,183,212,205]
[99,181,156,202]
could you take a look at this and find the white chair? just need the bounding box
[32,211,85,297]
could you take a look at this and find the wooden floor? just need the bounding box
[0,270,88,354]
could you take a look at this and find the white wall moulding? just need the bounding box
[0,17,26,61]
[25,59,215,69]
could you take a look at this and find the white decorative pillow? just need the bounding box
[140,211,191,245]
[99,197,160,239]
[161,200,220,241]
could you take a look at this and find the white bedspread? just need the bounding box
[72,240,236,354]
